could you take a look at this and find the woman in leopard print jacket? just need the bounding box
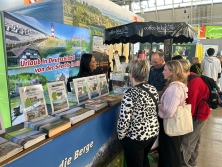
[117,59,159,167]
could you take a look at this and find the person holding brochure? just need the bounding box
[117,59,159,167]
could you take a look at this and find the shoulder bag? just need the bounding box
[163,84,193,136]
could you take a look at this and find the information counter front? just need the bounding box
[0,104,124,167]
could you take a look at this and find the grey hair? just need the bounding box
[129,59,150,82]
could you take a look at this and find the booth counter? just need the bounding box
[0,104,124,167]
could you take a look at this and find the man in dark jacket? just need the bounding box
[148,51,166,94]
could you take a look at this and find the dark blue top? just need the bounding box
[148,66,166,91]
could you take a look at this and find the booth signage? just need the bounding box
[205,26,222,38]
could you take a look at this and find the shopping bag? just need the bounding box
[163,104,193,136]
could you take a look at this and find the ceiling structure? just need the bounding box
[111,0,222,25]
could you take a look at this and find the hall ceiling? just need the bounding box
[111,0,222,14]
[110,0,222,25]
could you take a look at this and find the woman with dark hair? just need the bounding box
[67,53,97,92]
[77,53,97,77]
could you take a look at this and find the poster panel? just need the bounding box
[205,26,222,39]
[4,11,91,126]
[172,44,197,62]
[92,36,109,74]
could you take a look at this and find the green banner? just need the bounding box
[0,12,11,128]
[205,26,222,38]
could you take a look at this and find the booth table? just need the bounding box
[0,104,124,167]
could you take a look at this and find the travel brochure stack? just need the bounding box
[0,137,23,163]
[19,84,71,138]
[0,74,123,162]
[4,127,46,149]
[103,94,123,106]
[57,108,95,125]
[85,98,108,111]
[0,115,23,162]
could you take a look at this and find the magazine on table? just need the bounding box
[38,119,71,137]
[0,137,23,162]
[60,108,95,124]
[86,76,100,99]
[18,85,48,122]
[24,115,59,130]
[85,98,108,111]
[72,78,90,104]
[4,128,46,149]
[55,107,83,118]
[47,81,69,114]
[96,74,109,96]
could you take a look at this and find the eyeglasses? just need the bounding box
[151,59,162,64]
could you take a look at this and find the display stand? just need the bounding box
[0,104,124,167]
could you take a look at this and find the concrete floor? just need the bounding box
[149,107,222,167]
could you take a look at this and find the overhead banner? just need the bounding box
[205,26,222,39]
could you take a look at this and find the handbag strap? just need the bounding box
[136,83,158,113]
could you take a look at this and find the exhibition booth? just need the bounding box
[0,0,143,166]
[0,0,200,167]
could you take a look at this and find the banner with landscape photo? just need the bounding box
[4,11,91,125]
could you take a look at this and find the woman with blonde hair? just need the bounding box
[117,59,159,167]
[158,60,188,167]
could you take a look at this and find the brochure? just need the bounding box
[18,85,48,122]
[47,81,69,114]
[96,74,109,96]
[72,78,90,104]
[86,76,100,99]
[68,82,78,105]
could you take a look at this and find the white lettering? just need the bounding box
[74,141,94,160]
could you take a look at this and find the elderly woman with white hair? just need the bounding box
[117,59,159,167]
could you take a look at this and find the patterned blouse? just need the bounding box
[117,83,159,141]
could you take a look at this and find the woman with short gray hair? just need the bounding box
[117,59,159,167]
